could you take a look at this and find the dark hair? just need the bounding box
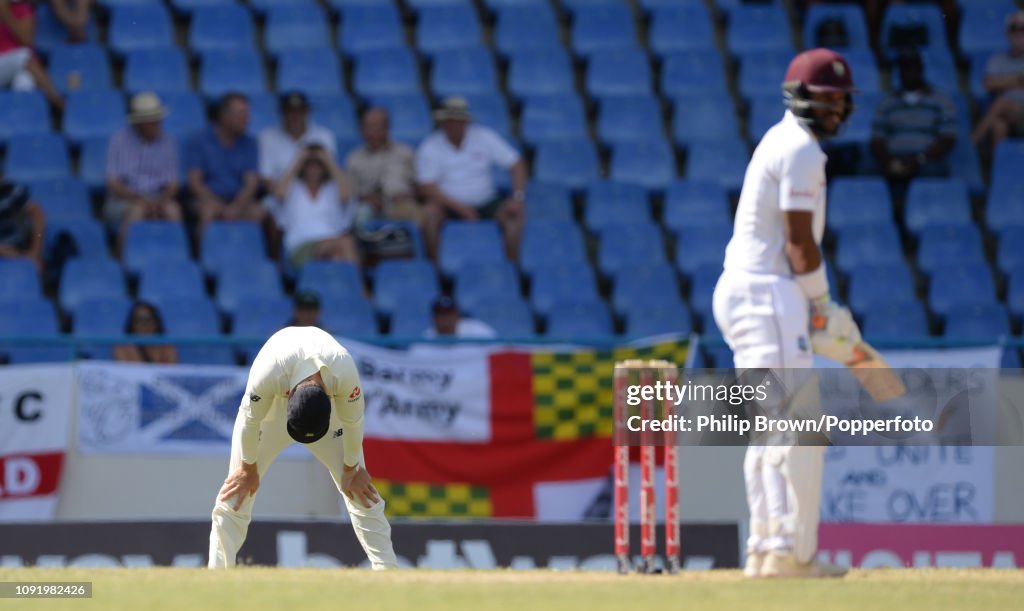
[210,91,248,123]
[286,383,332,443]
[359,105,390,126]
[125,301,165,335]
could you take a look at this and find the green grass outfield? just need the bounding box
[1,568,1021,610]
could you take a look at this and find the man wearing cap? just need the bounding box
[104,91,184,252]
[973,11,1024,156]
[259,91,337,194]
[415,96,527,260]
[424,296,497,339]
[209,325,397,569]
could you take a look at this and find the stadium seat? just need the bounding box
[986,180,1024,233]
[304,93,357,142]
[338,4,405,56]
[231,295,293,361]
[78,137,109,192]
[663,180,731,234]
[960,7,1008,55]
[27,178,91,222]
[586,49,653,98]
[530,262,600,316]
[372,259,439,316]
[842,50,882,96]
[648,5,715,57]
[523,182,573,224]
[388,298,433,336]
[727,5,793,57]
[160,295,222,338]
[949,138,986,198]
[596,96,663,146]
[738,50,792,101]
[245,92,278,135]
[684,262,722,317]
[611,263,683,316]
[560,0,622,14]
[494,4,559,56]
[33,3,96,56]
[889,47,958,93]
[72,297,133,360]
[685,140,749,194]
[369,94,432,144]
[846,262,916,314]
[108,4,174,55]
[944,304,1011,339]
[861,300,930,338]
[468,297,534,337]
[137,259,207,304]
[59,257,126,312]
[319,295,380,337]
[520,94,588,145]
[624,302,694,338]
[927,263,997,318]
[1008,269,1024,318]
[747,95,786,144]
[583,181,651,232]
[880,3,948,54]
[353,48,422,97]
[674,226,730,275]
[0,259,42,303]
[170,0,235,15]
[216,260,284,315]
[276,48,343,95]
[0,92,50,143]
[48,44,111,93]
[199,50,267,98]
[124,48,190,95]
[63,90,126,145]
[122,221,191,276]
[295,260,364,302]
[454,261,521,312]
[834,222,904,271]
[189,4,255,53]
[201,221,267,276]
[0,300,71,364]
[45,219,110,260]
[571,4,638,57]
[264,5,330,55]
[460,93,512,140]
[597,223,666,276]
[439,221,505,277]
[827,177,892,229]
[533,140,600,191]
[803,3,871,51]
[672,95,741,145]
[3,134,70,182]
[519,221,587,277]
[506,47,575,98]
[159,91,206,140]
[430,47,498,97]
[416,4,482,55]
[661,51,729,102]
[916,225,987,275]
[997,227,1024,277]
[904,178,972,234]
[610,139,676,193]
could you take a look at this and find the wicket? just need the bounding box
[613,359,680,575]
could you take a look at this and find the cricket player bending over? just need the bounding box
[712,49,861,578]
[209,326,398,569]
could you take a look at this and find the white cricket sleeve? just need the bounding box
[238,350,286,464]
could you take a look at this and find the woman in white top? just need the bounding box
[273,144,359,268]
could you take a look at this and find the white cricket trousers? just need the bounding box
[712,269,824,563]
[209,404,398,569]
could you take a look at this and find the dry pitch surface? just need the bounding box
[1,568,1021,610]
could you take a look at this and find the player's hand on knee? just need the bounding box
[219,461,260,511]
[342,464,381,509]
[809,296,862,363]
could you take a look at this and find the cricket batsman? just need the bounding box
[712,49,860,578]
[208,326,398,569]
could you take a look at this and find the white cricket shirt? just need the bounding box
[415,124,520,207]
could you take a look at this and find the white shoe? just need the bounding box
[761,551,848,578]
[743,551,765,578]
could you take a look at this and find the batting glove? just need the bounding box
[809,295,862,363]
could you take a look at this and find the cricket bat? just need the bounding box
[845,341,906,402]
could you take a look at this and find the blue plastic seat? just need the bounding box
[842,50,882,96]
[1008,269,1024,318]
[530,262,600,316]
[571,4,638,57]
[468,297,534,337]
[454,261,521,312]
[927,263,997,318]
[276,48,343,95]
[160,295,222,337]
[159,91,205,140]
[597,223,666,276]
[672,95,741,145]
[803,3,871,51]
[507,47,575,98]
[611,263,683,316]
[494,4,559,56]
[170,0,235,15]
[546,299,614,338]
[960,5,1009,56]
[0,92,50,143]
[533,139,600,191]
[747,95,785,143]
[201,221,267,276]
[649,5,715,57]
[295,260,364,301]
[368,94,432,144]
[189,4,255,53]
[522,182,573,224]
[904,178,972,234]
[687,261,723,314]
[338,4,405,56]
[320,295,380,337]
[48,44,111,93]
[727,5,793,57]
[245,92,278,135]
[372,259,438,315]
[460,93,512,140]
[33,4,97,56]
[416,4,482,56]
[199,50,266,98]
[846,262,916,315]
[738,50,792,101]
[663,180,731,234]
[685,140,748,194]
[520,94,588,145]
[3,134,70,182]
[137,259,207,304]
[109,4,174,55]
[596,95,663,146]
[661,51,729,102]
[231,295,292,361]
[124,48,190,94]
[519,221,587,277]
[861,300,929,338]
[431,47,498,97]
[483,0,550,12]
[387,296,433,337]
[63,90,126,145]
[997,227,1024,276]
[560,0,623,14]
[27,178,91,223]
[0,259,42,302]
[216,260,284,315]
[833,222,904,272]
[674,225,730,275]
[306,93,357,142]
[917,225,986,275]
[59,257,127,312]
[880,3,949,53]
[122,221,191,276]
[72,296,133,360]
[610,139,675,193]
[828,177,892,229]
[586,49,653,98]
[265,5,330,55]
[0,300,71,364]
[439,221,505,276]
[949,137,985,198]
[353,47,422,97]
[986,179,1024,233]
[78,137,109,191]
[583,181,651,232]
[944,304,1011,339]
[624,302,693,337]
[45,219,110,260]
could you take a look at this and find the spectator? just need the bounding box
[423,296,497,339]
[259,90,336,196]
[346,106,420,226]
[113,301,178,364]
[290,290,321,327]
[0,0,64,109]
[48,0,92,44]
[185,92,265,236]
[0,180,45,274]
[416,96,527,260]
[972,12,1024,157]
[272,143,358,268]
[105,92,184,253]
[870,48,956,197]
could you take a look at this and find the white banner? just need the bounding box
[821,346,1002,524]
[0,364,74,522]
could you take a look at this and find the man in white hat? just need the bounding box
[104,91,184,252]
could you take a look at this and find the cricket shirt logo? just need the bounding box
[249,393,261,403]
[332,427,344,439]
[348,386,361,402]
